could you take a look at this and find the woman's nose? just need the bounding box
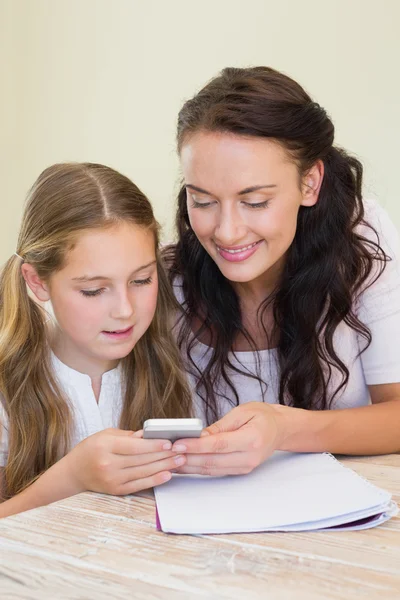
[214,207,245,245]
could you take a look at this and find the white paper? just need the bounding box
[154,451,396,534]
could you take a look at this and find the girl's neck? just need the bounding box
[50,330,119,381]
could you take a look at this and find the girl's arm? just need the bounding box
[0,429,185,519]
[0,453,82,518]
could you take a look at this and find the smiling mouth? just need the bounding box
[215,240,262,254]
[103,326,133,334]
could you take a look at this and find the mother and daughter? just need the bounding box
[1,66,399,517]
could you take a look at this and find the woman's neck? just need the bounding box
[231,255,284,309]
[230,264,283,352]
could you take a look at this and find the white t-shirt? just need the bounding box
[0,353,124,467]
[173,199,400,423]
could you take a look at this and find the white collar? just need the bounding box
[50,352,122,389]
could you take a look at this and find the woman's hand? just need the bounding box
[65,428,186,495]
[172,402,286,476]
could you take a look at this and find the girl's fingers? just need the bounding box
[132,429,144,438]
[118,470,173,495]
[113,435,173,455]
[174,465,252,476]
[119,450,176,468]
[120,454,186,483]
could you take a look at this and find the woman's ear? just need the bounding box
[21,264,51,302]
[301,160,324,207]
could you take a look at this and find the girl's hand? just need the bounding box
[65,428,186,495]
[172,403,286,476]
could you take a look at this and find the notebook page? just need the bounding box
[154,452,392,534]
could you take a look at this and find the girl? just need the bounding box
[0,162,191,517]
[165,66,400,475]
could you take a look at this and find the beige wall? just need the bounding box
[1,0,399,263]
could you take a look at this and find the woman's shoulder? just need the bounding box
[356,198,400,318]
[171,274,185,306]
[358,198,399,257]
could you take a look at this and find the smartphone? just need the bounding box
[143,418,203,442]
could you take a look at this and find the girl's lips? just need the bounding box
[215,240,264,262]
[102,326,134,340]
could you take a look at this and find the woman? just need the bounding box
[166,66,400,475]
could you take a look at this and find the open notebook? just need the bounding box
[154,451,398,534]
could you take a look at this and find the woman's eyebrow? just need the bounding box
[185,184,212,195]
[72,261,157,282]
[238,184,277,195]
[185,183,276,196]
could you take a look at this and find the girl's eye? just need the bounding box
[80,288,105,297]
[133,276,152,286]
[243,200,271,209]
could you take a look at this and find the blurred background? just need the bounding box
[1,0,399,263]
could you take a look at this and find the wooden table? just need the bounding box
[0,455,399,599]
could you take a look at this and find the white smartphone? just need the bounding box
[143,418,203,442]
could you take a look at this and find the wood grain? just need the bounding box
[0,455,399,600]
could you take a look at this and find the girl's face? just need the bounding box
[28,223,158,374]
[180,131,321,291]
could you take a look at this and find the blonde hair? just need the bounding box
[0,163,192,498]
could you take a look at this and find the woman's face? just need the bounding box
[180,131,320,289]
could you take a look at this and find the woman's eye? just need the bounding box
[244,200,271,209]
[189,193,214,209]
[133,277,153,286]
[80,288,105,297]
[191,199,212,209]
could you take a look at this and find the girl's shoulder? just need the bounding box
[0,395,8,426]
[0,395,9,467]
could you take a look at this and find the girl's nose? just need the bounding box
[110,291,134,320]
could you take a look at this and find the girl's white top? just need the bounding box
[173,199,400,423]
[0,354,123,466]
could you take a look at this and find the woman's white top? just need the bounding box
[1,200,399,465]
[0,354,124,466]
[173,199,400,423]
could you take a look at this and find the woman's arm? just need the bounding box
[277,382,400,455]
[171,387,400,477]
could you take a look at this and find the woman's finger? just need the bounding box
[179,451,253,470]
[204,405,255,436]
[171,426,255,455]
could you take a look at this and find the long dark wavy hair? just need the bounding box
[166,66,388,424]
